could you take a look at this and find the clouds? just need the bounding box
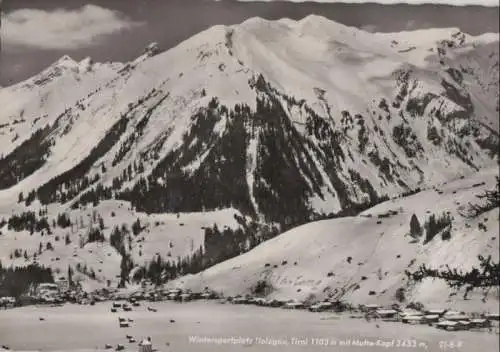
[1,4,142,50]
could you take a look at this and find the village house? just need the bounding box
[469,318,491,329]
[400,308,423,316]
[57,278,70,292]
[424,308,447,316]
[309,301,333,312]
[0,296,15,309]
[179,293,192,302]
[443,312,470,321]
[435,320,471,331]
[375,309,398,320]
[232,296,249,304]
[360,304,380,313]
[401,315,425,325]
[422,314,440,324]
[283,301,305,310]
[36,283,60,300]
[139,337,153,352]
[484,313,500,321]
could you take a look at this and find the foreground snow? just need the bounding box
[0,301,498,352]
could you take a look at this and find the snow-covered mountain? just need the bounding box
[0,15,498,297]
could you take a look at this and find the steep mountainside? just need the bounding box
[0,15,498,292]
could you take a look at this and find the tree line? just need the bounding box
[0,262,54,298]
[406,255,499,300]
[129,219,280,287]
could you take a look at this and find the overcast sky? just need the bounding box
[1,0,498,86]
[235,0,499,4]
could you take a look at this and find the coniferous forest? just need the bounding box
[0,262,54,298]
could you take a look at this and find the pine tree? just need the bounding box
[57,213,72,228]
[119,254,133,288]
[132,218,141,235]
[121,223,129,234]
[409,214,422,238]
[98,216,105,230]
[68,265,74,288]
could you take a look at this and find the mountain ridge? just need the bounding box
[0,16,497,213]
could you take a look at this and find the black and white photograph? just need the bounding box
[0,0,499,351]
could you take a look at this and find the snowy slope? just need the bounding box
[170,167,499,311]
[0,199,247,289]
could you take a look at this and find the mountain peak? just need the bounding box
[240,16,273,26]
[129,42,162,67]
[54,55,78,68]
[144,42,160,57]
[78,57,95,73]
[298,13,333,25]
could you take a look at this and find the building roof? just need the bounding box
[403,315,423,320]
[470,319,488,323]
[425,309,446,314]
[423,315,440,319]
[436,320,459,326]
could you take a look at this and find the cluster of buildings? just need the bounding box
[214,295,500,333]
[16,280,109,306]
[354,304,499,332]
[228,295,350,310]
[115,287,220,303]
